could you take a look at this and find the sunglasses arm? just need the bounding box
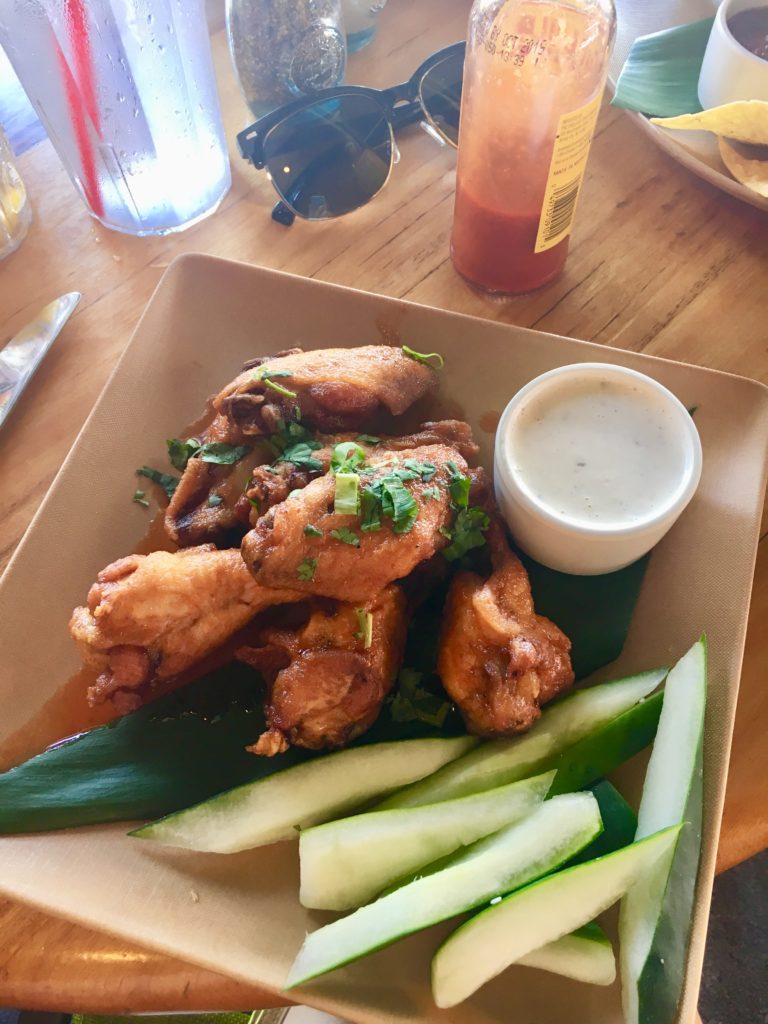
[272,201,296,226]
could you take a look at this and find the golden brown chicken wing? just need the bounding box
[214,345,437,437]
[437,524,574,737]
[240,420,480,524]
[241,444,469,604]
[70,546,302,713]
[237,585,407,755]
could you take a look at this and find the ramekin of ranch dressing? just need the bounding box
[494,363,703,575]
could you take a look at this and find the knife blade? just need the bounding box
[0,292,81,428]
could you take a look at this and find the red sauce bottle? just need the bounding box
[452,0,616,295]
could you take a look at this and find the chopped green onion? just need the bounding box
[381,477,418,534]
[207,494,223,507]
[132,489,149,508]
[334,472,360,515]
[354,608,373,648]
[331,441,367,474]
[296,557,318,582]
[402,344,445,370]
[330,526,360,547]
[303,524,323,537]
[356,434,381,446]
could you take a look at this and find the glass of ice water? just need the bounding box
[0,0,231,236]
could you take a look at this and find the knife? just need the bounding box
[0,292,81,428]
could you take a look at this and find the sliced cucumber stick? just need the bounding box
[300,771,554,911]
[286,792,602,988]
[548,691,663,797]
[131,736,475,853]
[432,825,681,1008]
[620,638,707,1024]
[376,668,667,811]
[519,922,616,986]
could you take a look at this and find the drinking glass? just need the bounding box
[0,0,231,236]
[0,124,31,259]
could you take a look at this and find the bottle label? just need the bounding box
[534,88,604,254]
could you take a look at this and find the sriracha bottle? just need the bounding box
[452,0,615,295]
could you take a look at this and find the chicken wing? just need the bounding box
[214,345,437,437]
[241,444,469,604]
[437,524,574,737]
[70,546,302,713]
[240,420,480,524]
[237,585,407,755]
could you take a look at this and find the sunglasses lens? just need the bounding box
[419,50,464,145]
[263,94,392,220]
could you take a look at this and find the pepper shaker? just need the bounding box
[227,0,347,117]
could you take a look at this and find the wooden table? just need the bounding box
[0,0,766,1013]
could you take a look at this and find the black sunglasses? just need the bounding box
[236,42,465,226]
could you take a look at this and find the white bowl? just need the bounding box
[494,363,703,576]
[699,0,768,108]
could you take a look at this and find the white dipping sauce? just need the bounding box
[509,375,690,529]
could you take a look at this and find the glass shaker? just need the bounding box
[0,124,31,260]
[342,0,388,53]
[452,0,616,295]
[228,0,347,117]
[0,0,230,237]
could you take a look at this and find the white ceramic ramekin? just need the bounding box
[494,363,703,576]
[699,0,768,108]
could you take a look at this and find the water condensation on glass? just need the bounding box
[0,0,231,235]
[0,124,31,259]
[227,0,346,117]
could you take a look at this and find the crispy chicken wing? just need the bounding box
[240,420,479,524]
[215,346,437,437]
[70,546,302,713]
[437,524,574,737]
[241,444,469,604]
[237,585,407,755]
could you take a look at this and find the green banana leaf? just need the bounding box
[612,18,714,118]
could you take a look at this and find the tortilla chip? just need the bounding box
[718,137,768,197]
[651,100,768,145]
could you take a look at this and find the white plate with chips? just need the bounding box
[611,0,768,211]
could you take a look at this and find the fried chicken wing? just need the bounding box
[70,546,302,713]
[241,444,469,604]
[437,524,574,737]
[214,346,437,437]
[237,585,407,755]
[240,420,479,524]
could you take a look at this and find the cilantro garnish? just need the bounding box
[356,434,381,445]
[390,669,451,728]
[207,494,223,507]
[303,524,323,537]
[330,526,360,547]
[136,466,180,500]
[278,439,323,472]
[360,487,382,532]
[132,489,149,508]
[166,438,251,469]
[402,345,445,370]
[268,419,315,456]
[422,486,439,500]
[446,461,470,509]
[167,437,201,471]
[381,477,419,534]
[296,557,318,581]
[354,608,373,648]
[443,507,490,562]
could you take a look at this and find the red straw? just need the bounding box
[56,0,104,218]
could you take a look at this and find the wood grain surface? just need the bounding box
[0,0,766,1012]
